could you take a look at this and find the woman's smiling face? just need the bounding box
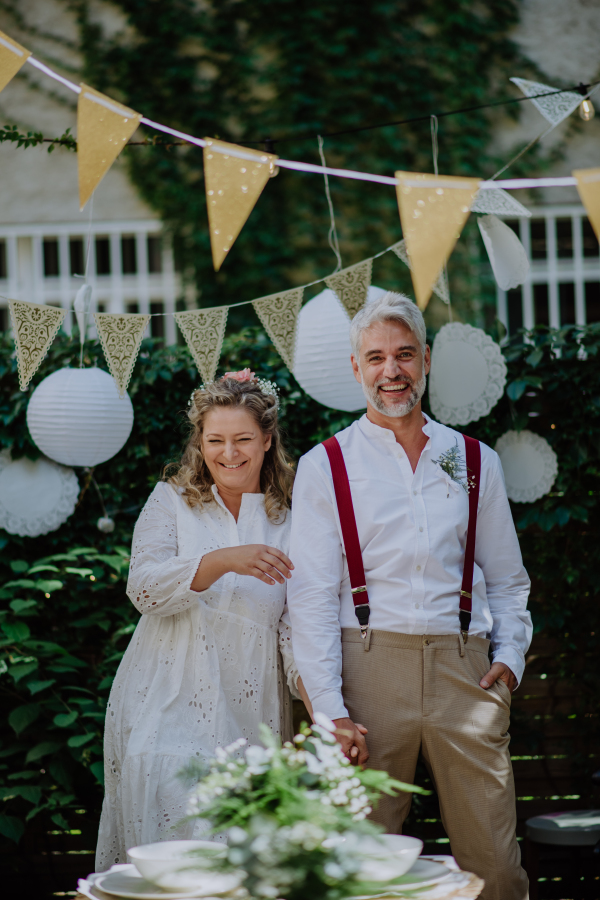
[201,407,271,496]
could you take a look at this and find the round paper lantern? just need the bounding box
[0,449,79,537]
[429,322,507,426]
[27,368,134,467]
[495,430,558,503]
[293,286,385,412]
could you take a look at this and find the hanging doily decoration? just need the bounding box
[78,85,142,210]
[252,287,304,370]
[94,312,150,397]
[0,449,79,537]
[0,29,30,94]
[293,286,385,412]
[390,239,449,304]
[510,77,582,127]
[325,258,373,319]
[8,299,65,391]
[27,368,134,467]
[204,138,277,271]
[495,430,558,503]
[395,172,481,310]
[478,215,530,291]
[573,167,600,242]
[174,306,229,384]
[471,187,531,218]
[429,322,507,426]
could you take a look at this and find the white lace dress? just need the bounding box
[95,481,298,871]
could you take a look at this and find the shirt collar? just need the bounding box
[210,483,264,511]
[358,411,434,450]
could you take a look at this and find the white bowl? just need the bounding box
[127,839,229,890]
[357,834,423,881]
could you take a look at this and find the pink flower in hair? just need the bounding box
[222,368,255,383]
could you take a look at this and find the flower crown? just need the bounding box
[190,369,280,406]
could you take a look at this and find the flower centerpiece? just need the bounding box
[182,714,426,900]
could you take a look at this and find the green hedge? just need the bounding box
[0,323,599,850]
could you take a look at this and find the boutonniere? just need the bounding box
[432,440,476,495]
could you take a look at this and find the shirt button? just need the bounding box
[419,526,423,532]
[416,565,421,571]
[415,602,420,609]
[413,490,418,496]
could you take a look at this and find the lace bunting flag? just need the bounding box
[174,306,229,383]
[573,167,600,242]
[395,172,480,310]
[471,187,531,218]
[94,313,150,397]
[0,30,30,94]
[510,77,582,127]
[204,138,277,271]
[325,259,373,319]
[78,85,142,210]
[390,240,449,305]
[9,299,66,391]
[252,288,304,370]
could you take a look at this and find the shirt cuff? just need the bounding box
[310,689,349,721]
[491,646,526,688]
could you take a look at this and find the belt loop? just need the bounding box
[363,627,372,651]
[458,631,465,658]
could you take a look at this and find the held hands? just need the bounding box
[332,717,369,766]
[191,545,293,592]
[480,661,517,694]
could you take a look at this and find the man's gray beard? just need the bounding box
[360,367,427,418]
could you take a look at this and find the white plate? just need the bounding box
[353,859,452,897]
[95,865,239,899]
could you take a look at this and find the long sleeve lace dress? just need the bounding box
[95,481,298,871]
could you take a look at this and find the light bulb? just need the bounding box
[579,98,595,121]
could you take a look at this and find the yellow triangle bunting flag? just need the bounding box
[390,239,450,304]
[9,299,65,391]
[573,168,600,243]
[94,313,149,397]
[78,84,142,210]
[174,306,229,383]
[252,288,304,370]
[395,172,480,310]
[204,138,277,271]
[0,31,30,94]
[325,259,373,320]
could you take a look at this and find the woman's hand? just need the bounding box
[191,545,293,592]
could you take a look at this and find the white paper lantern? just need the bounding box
[0,450,79,537]
[293,286,385,412]
[27,368,134,467]
[495,430,558,503]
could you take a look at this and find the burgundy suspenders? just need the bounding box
[322,433,481,641]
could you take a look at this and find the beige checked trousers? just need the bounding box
[341,630,529,900]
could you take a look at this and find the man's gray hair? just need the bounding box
[349,291,427,357]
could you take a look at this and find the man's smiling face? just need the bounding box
[351,319,431,418]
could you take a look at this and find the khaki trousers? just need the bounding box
[341,629,529,900]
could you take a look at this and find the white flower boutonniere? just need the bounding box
[432,440,476,495]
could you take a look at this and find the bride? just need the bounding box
[96,370,305,870]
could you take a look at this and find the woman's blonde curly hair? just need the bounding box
[166,378,295,522]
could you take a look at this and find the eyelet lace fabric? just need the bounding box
[96,482,298,871]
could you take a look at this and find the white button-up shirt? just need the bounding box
[287,414,532,721]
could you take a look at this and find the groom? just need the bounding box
[287,292,531,900]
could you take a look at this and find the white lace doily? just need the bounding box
[471,187,531,218]
[0,450,79,537]
[478,215,530,291]
[494,430,558,503]
[429,323,507,426]
[510,77,582,126]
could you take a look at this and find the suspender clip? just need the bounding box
[354,602,370,639]
[351,585,367,595]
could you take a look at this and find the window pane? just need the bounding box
[125,301,139,314]
[556,218,573,259]
[585,282,600,323]
[43,239,59,277]
[530,219,547,260]
[505,219,519,236]
[70,238,84,276]
[122,236,137,274]
[96,237,111,275]
[583,219,599,258]
[559,283,575,325]
[147,235,162,273]
[150,301,165,339]
[0,240,6,279]
[0,307,8,331]
[507,287,523,334]
[533,283,549,326]
[97,302,107,313]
